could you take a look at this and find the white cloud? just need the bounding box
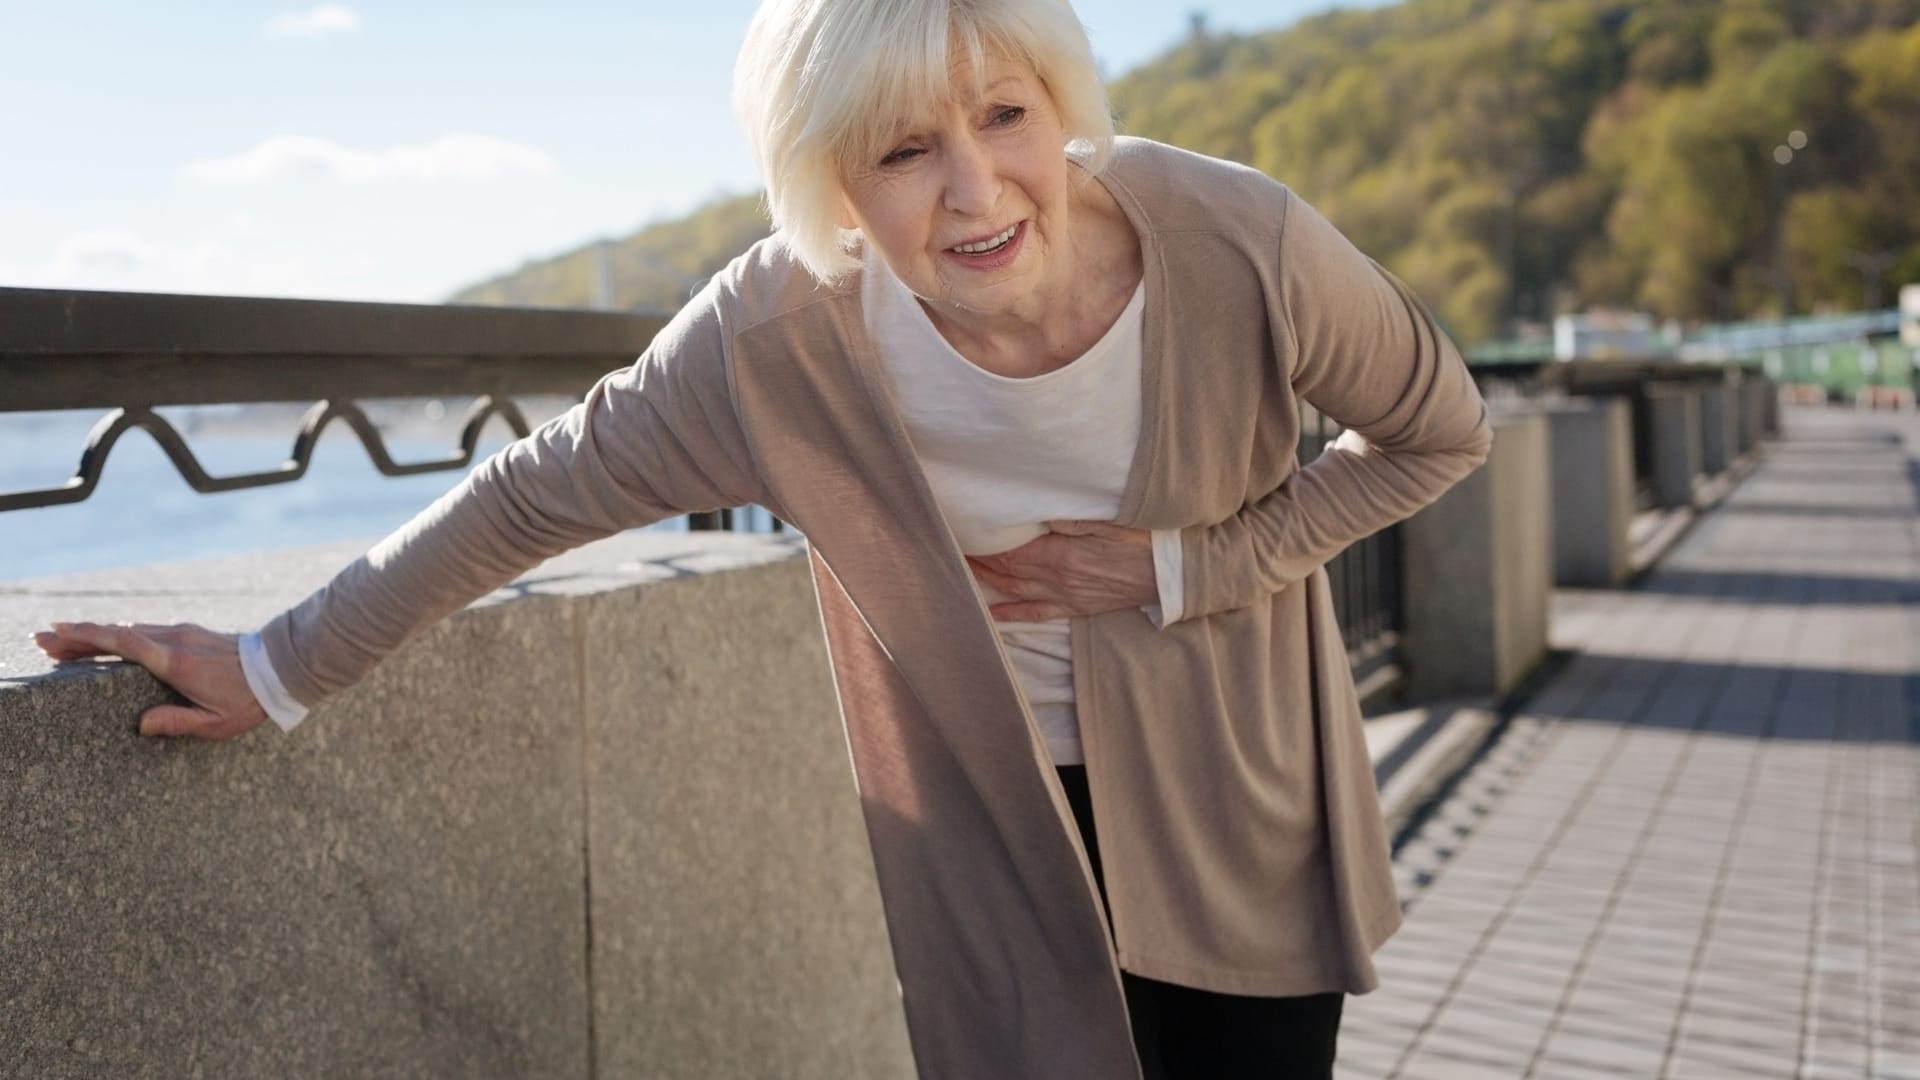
[43,230,167,277]
[219,211,267,237]
[181,134,557,186]
[0,228,382,301]
[264,4,362,40]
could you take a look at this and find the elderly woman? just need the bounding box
[36,0,1490,1076]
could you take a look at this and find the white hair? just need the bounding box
[732,0,1114,283]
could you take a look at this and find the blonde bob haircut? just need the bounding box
[733,0,1114,283]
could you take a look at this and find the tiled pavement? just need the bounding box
[1340,407,1920,1080]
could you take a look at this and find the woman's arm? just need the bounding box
[37,288,768,734]
[1177,191,1493,621]
[263,291,769,709]
[963,190,1486,626]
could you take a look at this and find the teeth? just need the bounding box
[952,225,1016,255]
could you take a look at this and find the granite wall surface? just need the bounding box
[0,533,914,1080]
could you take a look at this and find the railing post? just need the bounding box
[1399,411,1552,699]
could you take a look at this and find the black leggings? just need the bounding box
[1055,765,1344,1080]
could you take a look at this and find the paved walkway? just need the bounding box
[1341,407,1920,1080]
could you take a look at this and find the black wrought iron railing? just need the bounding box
[0,287,650,505]
[0,286,763,531]
[1296,404,1405,702]
[5,286,1410,693]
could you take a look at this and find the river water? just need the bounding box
[0,409,772,583]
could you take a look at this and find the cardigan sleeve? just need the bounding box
[257,285,771,709]
[1177,190,1493,620]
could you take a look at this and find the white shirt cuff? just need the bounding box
[240,630,309,732]
[1144,528,1187,629]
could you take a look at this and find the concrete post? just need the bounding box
[1698,377,1736,475]
[1746,377,1770,452]
[1402,412,1553,699]
[1732,374,1755,456]
[1545,398,1635,587]
[1646,384,1702,508]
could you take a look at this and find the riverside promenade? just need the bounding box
[1340,405,1920,1079]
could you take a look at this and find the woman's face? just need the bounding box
[838,55,1074,329]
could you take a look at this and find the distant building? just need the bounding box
[1553,312,1671,361]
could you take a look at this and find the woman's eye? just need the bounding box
[991,106,1026,126]
[880,146,924,167]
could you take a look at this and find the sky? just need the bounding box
[0,0,1391,305]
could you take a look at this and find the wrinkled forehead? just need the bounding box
[816,22,1040,167]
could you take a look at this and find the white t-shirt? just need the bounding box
[863,253,1183,765]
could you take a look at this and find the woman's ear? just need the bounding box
[835,197,860,232]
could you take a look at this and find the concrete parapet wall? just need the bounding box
[574,550,910,1080]
[1401,412,1553,699]
[0,534,913,1080]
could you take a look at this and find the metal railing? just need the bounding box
[1469,357,1759,510]
[1299,404,1404,702]
[0,286,657,506]
[0,286,757,530]
[4,285,1406,693]
[1680,308,1903,357]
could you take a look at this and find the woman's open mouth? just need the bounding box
[943,221,1025,269]
[951,224,1017,255]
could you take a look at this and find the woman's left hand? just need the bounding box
[966,520,1157,621]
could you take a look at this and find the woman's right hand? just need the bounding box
[32,622,269,740]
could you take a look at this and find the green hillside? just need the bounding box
[448,192,770,312]
[451,0,1920,344]
[1112,0,1920,341]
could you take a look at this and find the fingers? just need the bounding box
[969,560,1079,609]
[966,558,1030,596]
[32,623,127,662]
[139,704,231,740]
[37,622,173,678]
[965,549,1020,576]
[988,600,1065,622]
[969,522,1158,619]
[970,555,1064,621]
[31,630,104,661]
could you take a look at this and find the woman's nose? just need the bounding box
[941,136,1001,217]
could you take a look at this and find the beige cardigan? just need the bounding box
[262,138,1492,1079]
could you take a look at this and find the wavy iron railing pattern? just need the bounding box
[0,397,532,513]
[0,287,783,534]
[0,285,650,514]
